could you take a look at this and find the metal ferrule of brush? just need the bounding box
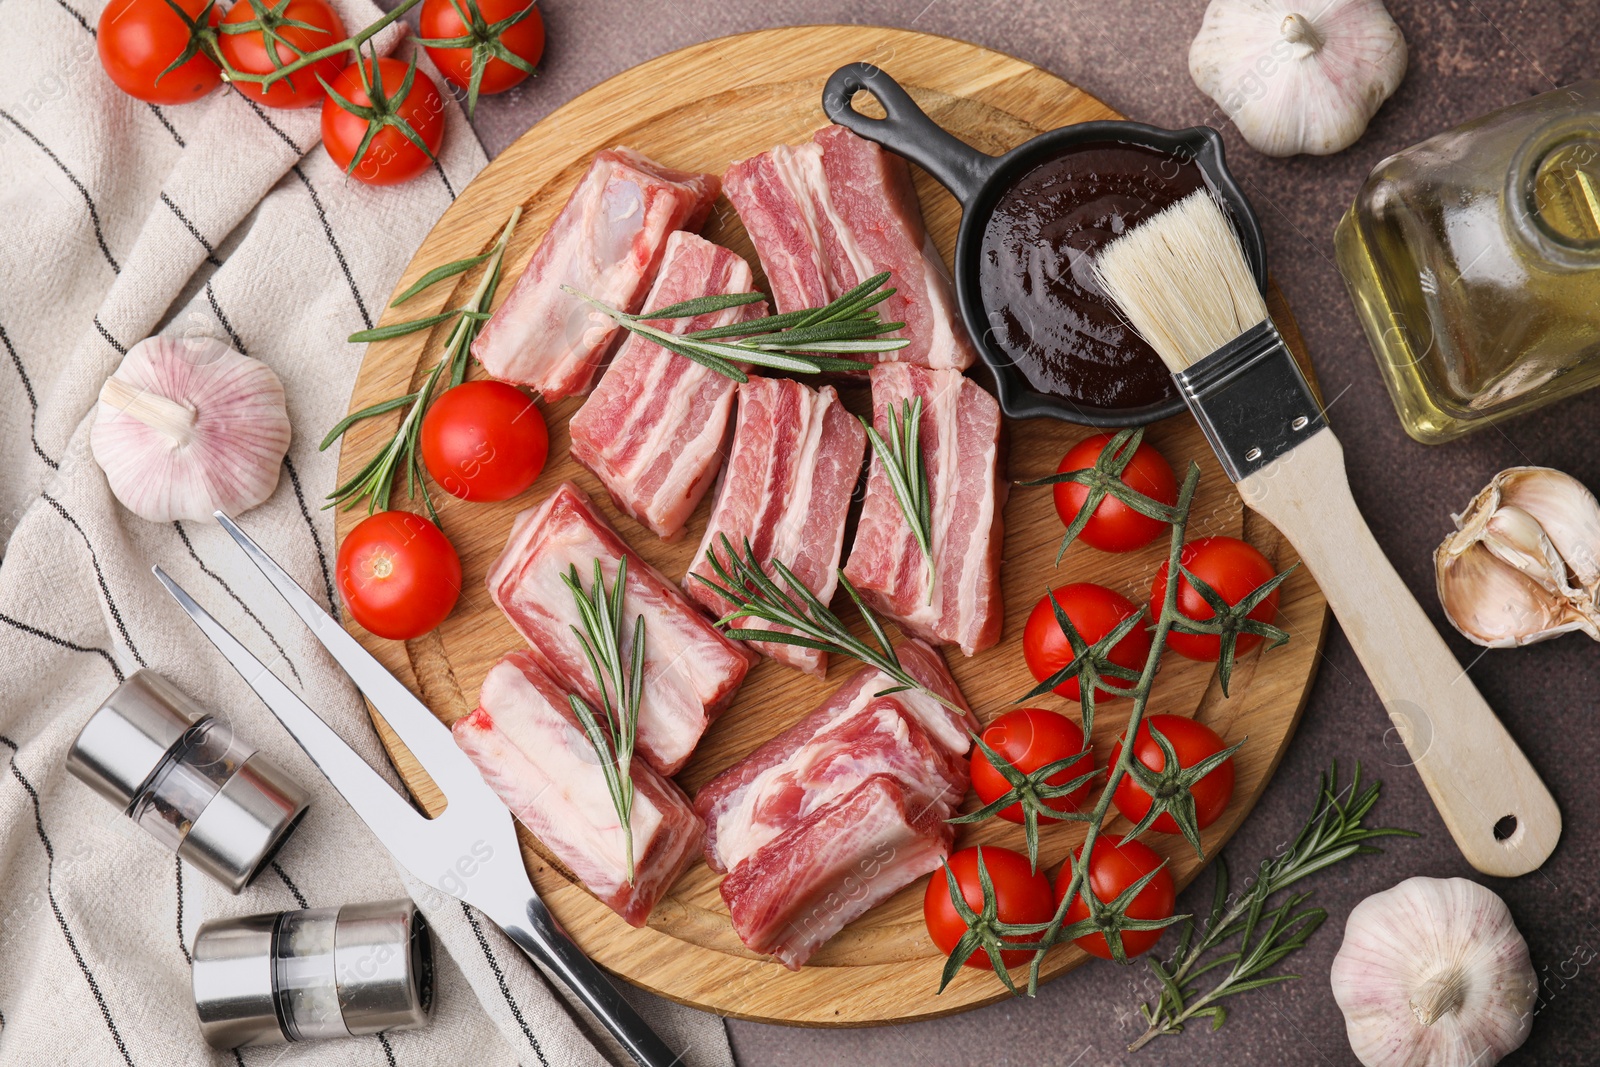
[1172,319,1325,483]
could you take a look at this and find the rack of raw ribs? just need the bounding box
[449,128,1008,970]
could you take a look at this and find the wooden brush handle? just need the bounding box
[1239,429,1560,877]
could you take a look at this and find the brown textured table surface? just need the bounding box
[453,3,1597,1063]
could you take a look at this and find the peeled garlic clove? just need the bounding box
[1493,466,1600,594]
[1188,0,1408,157]
[1436,536,1593,647]
[1331,877,1535,1067]
[91,336,291,523]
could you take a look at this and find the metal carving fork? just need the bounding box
[154,512,681,1067]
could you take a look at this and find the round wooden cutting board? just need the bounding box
[336,25,1330,1026]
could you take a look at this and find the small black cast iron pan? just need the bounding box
[821,63,1268,427]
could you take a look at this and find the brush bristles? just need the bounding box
[1092,191,1269,372]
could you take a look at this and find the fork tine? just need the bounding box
[153,566,424,844]
[212,511,488,800]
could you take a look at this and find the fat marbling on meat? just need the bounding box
[472,148,719,400]
[722,124,975,372]
[487,482,753,777]
[719,775,954,970]
[453,651,702,927]
[844,363,1006,656]
[695,640,975,969]
[570,232,762,541]
[684,375,866,675]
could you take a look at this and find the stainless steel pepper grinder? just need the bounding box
[66,670,310,893]
[191,900,434,1048]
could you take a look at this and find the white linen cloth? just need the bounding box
[0,1,735,1064]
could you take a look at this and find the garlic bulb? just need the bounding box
[1189,0,1408,156]
[91,336,291,523]
[1331,877,1535,1067]
[1435,466,1600,647]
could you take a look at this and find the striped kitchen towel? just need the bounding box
[0,1,734,1065]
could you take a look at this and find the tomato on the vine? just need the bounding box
[98,0,221,105]
[321,56,446,185]
[1053,432,1178,553]
[419,0,544,102]
[1151,536,1280,662]
[1057,835,1176,960]
[924,846,1055,970]
[1110,715,1236,834]
[970,708,1094,823]
[1022,584,1150,702]
[337,511,461,640]
[420,380,548,502]
[218,0,349,110]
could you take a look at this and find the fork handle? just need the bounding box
[489,895,681,1067]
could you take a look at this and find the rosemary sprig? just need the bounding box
[1129,762,1416,1050]
[863,397,935,603]
[561,559,646,884]
[322,206,520,521]
[563,270,910,382]
[692,534,964,714]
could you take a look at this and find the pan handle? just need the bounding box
[822,63,997,204]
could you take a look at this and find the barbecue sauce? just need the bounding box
[977,142,1206,409]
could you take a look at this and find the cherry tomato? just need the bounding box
[1023,584,1150,702]
[337,511,461,640]
[1057,835,1176,960]
[1110,715,1236,834]
[1053,433,1178,553]
[924,846,1055,970]
[420,381,549,502]
[98,0,221,105]
[420,0,544,96]
[1151,536,1280,662]
[218,0,348,110]
[971,709,1094,824]
[320,57,446,185]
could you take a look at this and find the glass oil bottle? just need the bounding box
[1336,80,1600,444]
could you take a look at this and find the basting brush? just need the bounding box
[1093,191,1559,877]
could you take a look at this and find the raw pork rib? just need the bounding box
[719,776,953,970]
[472,148,719,400]
[723,124,975,371]
[487,482,752,776]
[695,638,974,872]
[844,364,1006,656]
[453,652,702,927]
[684,375,866,675]
[696,641,974,969]
[569,232,761,540]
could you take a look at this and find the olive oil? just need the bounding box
[1336,81,1600,444]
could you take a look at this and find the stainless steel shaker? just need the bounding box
[66,670,309,893]
[191,900,434,1048]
